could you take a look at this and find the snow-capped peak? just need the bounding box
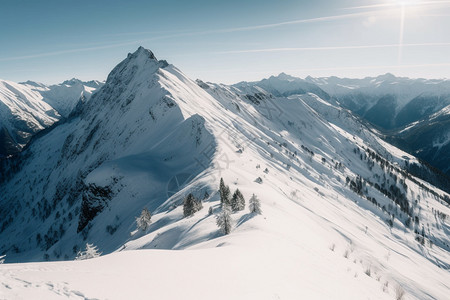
[105,46,169,86]
[272,72,296,81]
[129,46,157,60]
[61,78,84,86]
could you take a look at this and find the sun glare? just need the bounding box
[393,0,423,65]
[395,0,421,6]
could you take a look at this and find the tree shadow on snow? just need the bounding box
[236,213,256,228]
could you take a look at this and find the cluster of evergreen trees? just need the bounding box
[216,178,261,235]
[219,178,246,212]
[132,178,263,248]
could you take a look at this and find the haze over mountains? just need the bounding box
[0,47,449,299]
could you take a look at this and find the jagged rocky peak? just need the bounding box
[126,46,169,67]
[105,46,169,85]
[274,72,296,81]
[62,78,83,86]
[128,46,156,60]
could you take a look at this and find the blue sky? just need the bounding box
[1,0,449,84]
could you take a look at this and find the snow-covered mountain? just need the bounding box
[0,79,59,157]
[305,74,450,129]
[22,78,104,118]
[387,104,450,175]
[235,72,331,101]
[0,47,449,300]
[0,78,103,157]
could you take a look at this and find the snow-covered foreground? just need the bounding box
[1,212,449,300]
[1,170,449,300]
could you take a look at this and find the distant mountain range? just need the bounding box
[0,78,103,157]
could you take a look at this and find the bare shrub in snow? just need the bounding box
[75,243,102,260]
[395,284,406,300]
[136,207,152,231]
[249,194,262,214]
[329,243,336,251]
[383,281,389,293]
[216,204,232,235]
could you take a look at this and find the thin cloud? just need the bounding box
[344,1,450,10]
[110,11,377,37]
[0,41,140,62]
[216,42,450,54]
[285,63,450,74]
[0,11,379,62]
[198,11,374,34]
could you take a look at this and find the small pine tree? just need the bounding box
[216,205,232,235]
[183,193,203,217]
[219,178,231,206]
[231,189,245,212]
[249,194,262,214]
[136,207,152,231]
[75,243,102,260]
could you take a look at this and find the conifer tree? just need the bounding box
[231,189,245,212]
[136,207,152,231]
[249,194,262,214]
[75,243,102,260]
[183,193,202,217]
[216,204,232,235]
[219,178,231,206]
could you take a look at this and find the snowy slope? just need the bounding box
[0,47,449,300]
[247,73,450,175]
[0,80,59,156]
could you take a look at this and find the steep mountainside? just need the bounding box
[387,105,450,175]
[0,48,449,300]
